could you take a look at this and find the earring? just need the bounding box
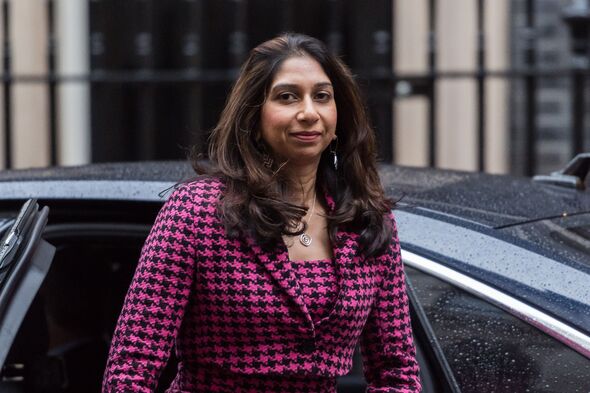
[263,152,274,169]
[255,131,273,169]
[330,137,338,170]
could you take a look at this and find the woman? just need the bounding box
[103,33,421,393]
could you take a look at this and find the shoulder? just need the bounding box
[169,176,224,201]
[164,176,224,212]
[372,210,400,264]
[386,210,397,234]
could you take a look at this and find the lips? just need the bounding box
[290,131,321,142]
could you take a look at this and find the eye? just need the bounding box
[315,91,333,101]
[276,92,298,102]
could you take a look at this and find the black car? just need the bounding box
[0,159,589,393]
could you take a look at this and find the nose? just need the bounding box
[296,96,320,123]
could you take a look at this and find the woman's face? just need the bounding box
[260,55,337,167]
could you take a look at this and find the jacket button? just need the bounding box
[299,340,315,354]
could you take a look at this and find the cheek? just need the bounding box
[261,116,277,141]
[326,105,338,133]
[332,108,338,130]
[261,108,289,141]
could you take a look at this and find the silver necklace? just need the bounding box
[299,192,316,247]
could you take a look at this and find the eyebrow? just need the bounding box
[270,82,333,91]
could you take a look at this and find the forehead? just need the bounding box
[270,55,331,87]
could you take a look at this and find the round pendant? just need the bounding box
[299,233,312,247]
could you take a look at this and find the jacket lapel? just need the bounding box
[324,192,363,313]
[244,235,315,334]
[317,225,362,324]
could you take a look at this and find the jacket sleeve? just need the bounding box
[360,213,422,392]
[102,185,198,392]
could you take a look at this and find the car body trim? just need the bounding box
[402,249,590,360]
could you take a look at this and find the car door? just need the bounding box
[395,208,590,392]
[0,199,56,380]
[403,255,590,393]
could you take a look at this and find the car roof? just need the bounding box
[0,161,195,182]
[1,161,589,227]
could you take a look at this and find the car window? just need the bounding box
[0,200,55,371]
[405,266,590,393]
[0,217,13,235]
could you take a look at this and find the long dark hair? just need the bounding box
[192,33,393,257]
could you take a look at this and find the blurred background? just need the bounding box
[0,0,588,176]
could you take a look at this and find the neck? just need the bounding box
[284,162,319,205]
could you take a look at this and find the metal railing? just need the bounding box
[1,0,589,176]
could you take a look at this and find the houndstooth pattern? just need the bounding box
[289,258,338,322]
[102,178,421,393]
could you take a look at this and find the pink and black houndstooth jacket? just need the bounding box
[102,177,421,393]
